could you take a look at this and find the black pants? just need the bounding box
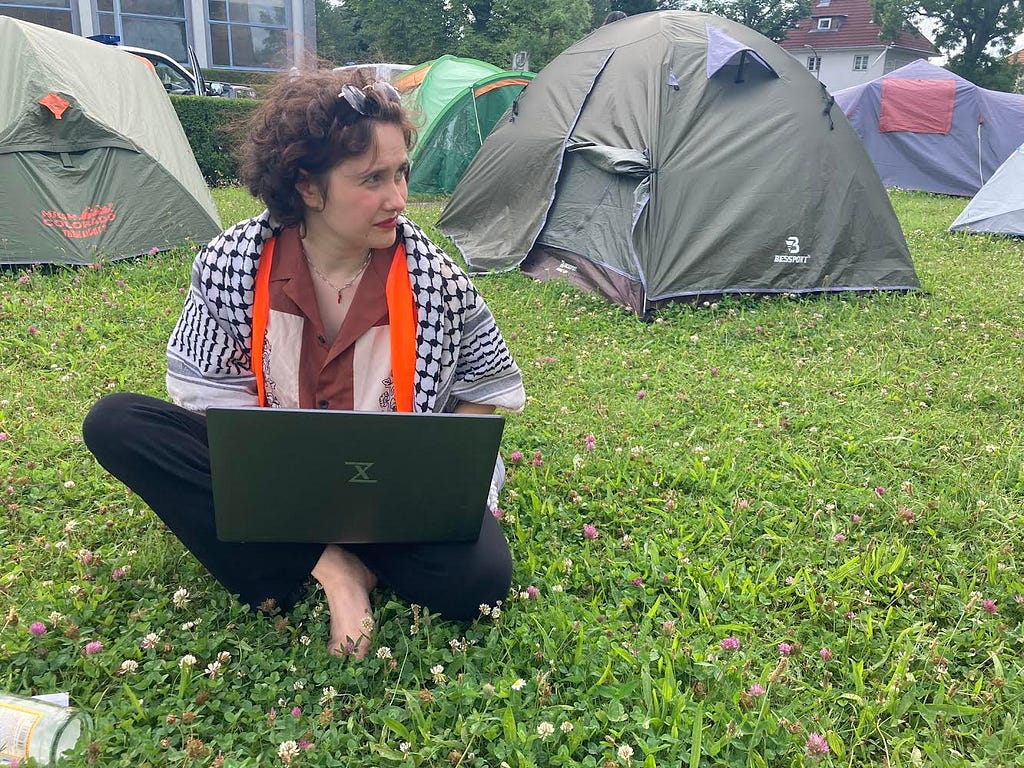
[82,393,512,619]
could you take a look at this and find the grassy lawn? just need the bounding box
[2,188,1023,767]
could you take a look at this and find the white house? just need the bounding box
[780,0,936,91]
[0,0,313,70]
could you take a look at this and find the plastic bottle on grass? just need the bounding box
[0,693,88,765]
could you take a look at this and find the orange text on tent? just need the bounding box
[40,205,117,239]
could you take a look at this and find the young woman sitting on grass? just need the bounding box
[82,70,525,658]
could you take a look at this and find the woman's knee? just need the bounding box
[82,393,145,455]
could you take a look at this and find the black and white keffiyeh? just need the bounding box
[166,211,525,415]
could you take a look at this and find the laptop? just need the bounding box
[207,407,506,544]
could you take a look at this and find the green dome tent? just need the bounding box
[394,55,533,195]
[0,17,220,265]
[439,12,919,316]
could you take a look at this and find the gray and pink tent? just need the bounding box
[833,60,1024,197]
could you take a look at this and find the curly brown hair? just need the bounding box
[239,70,417,226]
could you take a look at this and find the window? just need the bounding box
[853,54,870,71]
[0,0,76,33]
[817,0,831,5]
[807,56,821,72]
[817,17,832,29]
[208,0,288,69]
[96,0,188,61]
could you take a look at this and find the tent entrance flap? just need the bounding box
[523,245,645,312]
[536,146,647,280]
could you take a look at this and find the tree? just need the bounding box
[688,0,811,41]
[315,0,369,65]
[489,0,594,70]
[346,0,460,63]
[872,0,1024,89]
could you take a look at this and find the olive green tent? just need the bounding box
[439,12,918,315]
[0,17,220,265]
[394,55,532,195]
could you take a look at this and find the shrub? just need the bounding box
[170,95,257,185]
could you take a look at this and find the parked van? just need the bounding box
[87,35,256,98]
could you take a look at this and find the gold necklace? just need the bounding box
[304,248,372,304]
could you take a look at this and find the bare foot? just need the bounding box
[311,545,377,659]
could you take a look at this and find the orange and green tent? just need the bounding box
[394,55,532,195]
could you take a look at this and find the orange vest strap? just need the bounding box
[251,236,276,407]
[252,237,416,412]
[385,243,416,413]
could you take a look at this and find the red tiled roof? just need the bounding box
[1011,49,1024,64]
[780,0,937,54]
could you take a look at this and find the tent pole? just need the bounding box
[977,122,984,187]
[471,87,485,146]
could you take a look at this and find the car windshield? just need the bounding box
[150,59,193,94]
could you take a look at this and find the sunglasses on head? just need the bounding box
[338,81,401,117]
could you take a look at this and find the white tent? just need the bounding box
[949,144,1024,236]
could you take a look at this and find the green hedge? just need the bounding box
[200,68,278,87]
[170,95,258,185]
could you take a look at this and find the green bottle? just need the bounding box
[0,693,88,765]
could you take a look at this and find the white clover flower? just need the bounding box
[431,664,446,684]
[552,584,564,593]
[140,632,160,650]
[478,603,491,616]
[217,651,232,665]
[617,744,634,764]
[179,654,197,668]
[119,659,139,675]
[63,480,76,489]
[67,585,83,597]
[278,740,300,765]
[319,686,338,705]
[536,722,554,738]
[205,661,221,678]
[491,607,501,619]
[172,588,189,608]
[299,635,311,646]
[292,679,305,691]
[376,646,393,659]
[48,611,64,624]
[511,678,526,691]
[560,721,574,733]
[399,742,411,753]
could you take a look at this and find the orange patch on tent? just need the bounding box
[39,93,71,120]
[393,66,429,92]
[131,54,156,72]
[473,77,531,97]
[879,78,955,134]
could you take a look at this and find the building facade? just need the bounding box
[780,0,936,91]
[0,0,313,70]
